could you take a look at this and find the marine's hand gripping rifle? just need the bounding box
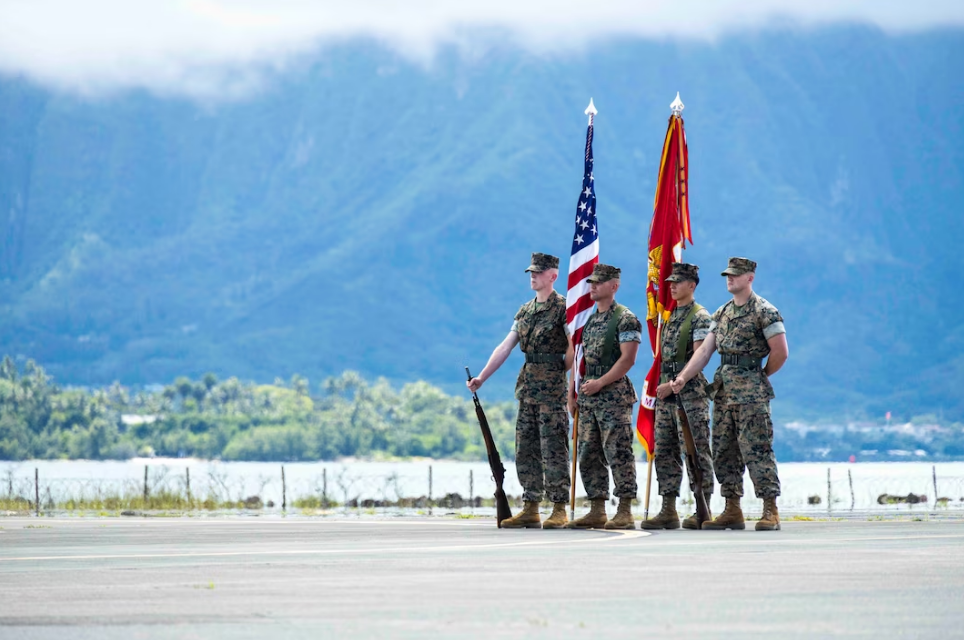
[465,367,513,527]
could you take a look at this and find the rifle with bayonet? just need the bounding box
[465,367,513,527]
[674,390,710,528]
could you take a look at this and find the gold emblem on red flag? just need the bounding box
[647,246,662,287]
[647,246,662,324]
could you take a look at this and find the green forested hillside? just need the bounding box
[1,28,963,421]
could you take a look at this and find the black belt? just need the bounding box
[525,353,566,369]
[720,354,762,368]
[661,361,685,374]
[584,364,612,378]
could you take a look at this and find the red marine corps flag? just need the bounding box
[637,93,693,473]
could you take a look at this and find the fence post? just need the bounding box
[848,469,854,512]
[281,465,287,511]
[428,465,433,506]
[34,468,39,517]
[932,465,938,512]
[323,467,328,508]
[826,468,832,515]
[469,469,474,509]
[143,465,149,505]
[186,467,192,506]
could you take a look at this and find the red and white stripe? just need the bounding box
[566,242,599,390]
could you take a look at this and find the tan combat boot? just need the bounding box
[500,500,542,529]
[640,497,680,530]
[755,497,781,531]
[604,497,636,530]
[682,494,713,530]
[702,497,745,530]
[542,502,569,529]
[566,498,608,529]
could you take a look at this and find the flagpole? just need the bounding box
[643,93,687,522]
[570,98,597,521]
[643,316,660,520]
[644,453,654,519]
[570,404,579,520]
[569,338,580,524]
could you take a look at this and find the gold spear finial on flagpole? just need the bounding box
[670,92,684,117]
[585,98,597,125]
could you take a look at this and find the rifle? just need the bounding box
[674,391,710,528]
[465,367,513,527]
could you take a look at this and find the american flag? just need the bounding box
[566,104,600,392]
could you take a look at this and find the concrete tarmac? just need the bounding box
[1,515,963,639]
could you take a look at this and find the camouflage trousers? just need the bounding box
[712,401,781,499]
[516,401,571,504]
[654,391,714,497]
[576,404,637,500]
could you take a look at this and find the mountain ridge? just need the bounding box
[0,26,962,421]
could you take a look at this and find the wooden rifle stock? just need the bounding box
[465,367,513,527]
[674,392,710,528]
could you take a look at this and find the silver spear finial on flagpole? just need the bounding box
[585,98,597,125]
[670,92,684,117]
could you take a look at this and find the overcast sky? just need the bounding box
[1,0,961,99]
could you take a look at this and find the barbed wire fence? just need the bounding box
[0,464,487,514]
[672,466,964,518]
[3,464,964,517]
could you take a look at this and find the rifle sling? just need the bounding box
[599,304,627,372]
[674,303,703,364]
[659,304,702,383]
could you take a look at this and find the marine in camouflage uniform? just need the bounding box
[512,281,571,510]
[641,263,714,530]
[670,257,789,531]
[567,264,641,530]
[467,252,573,529]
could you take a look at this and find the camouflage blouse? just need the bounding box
[512,291,570,405]
[708,292,786,404]
[659,301,712,392]
[579,301,642,409]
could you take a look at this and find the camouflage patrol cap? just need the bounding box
[524,252,560,273]
[721,257,757,276]
[665,262,700,283]
[586,263,621,283]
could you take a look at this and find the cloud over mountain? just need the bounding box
[1,0,963,98]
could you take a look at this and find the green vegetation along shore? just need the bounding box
[0,357,516,462]
[1,356,962,462]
